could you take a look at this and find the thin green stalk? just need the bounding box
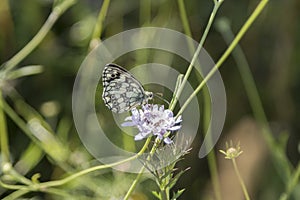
[203,86,222,200]
[176,0,269,117]
[140,0,151,26]
[123,138,161,200]
[7,167,33,185]
[0,183,72,199]
[232,158,251,200]
[0,157,140,194]
[0,99,47,149]
[161,189,168,200]
[2,189,30,200]
[0,137,152,193]
[2,0,76,72]
[0,91,10,163]
[42,187,73,199]
[176,2,222,199]
[177,0,192,37]
[279,163,300,200]
[89,0,111,49]
[215,18,274,145]
[0,180,28,190]
[123,166,146,200]
[169,0,224,111]
[215,17,293,184]
[39,137,152,188]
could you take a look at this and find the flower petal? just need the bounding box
[121,121,136,127]
[163,137,173,144]
[175,115,182,123]
[122,104,182,142]
[124,116,132,121]
[168,125,181,131]
[134,133,145,141]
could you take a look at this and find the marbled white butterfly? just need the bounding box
[102,63,153,113]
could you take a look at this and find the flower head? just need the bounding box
[121,104,182,144]
[219,141,243,159]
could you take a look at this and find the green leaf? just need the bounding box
[152,191,161,199]
[171,189,185,200]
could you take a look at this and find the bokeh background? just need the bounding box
[0,0,299,199]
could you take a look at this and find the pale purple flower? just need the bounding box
[121,104,182,144]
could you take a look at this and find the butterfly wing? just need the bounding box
[102,63,149,113]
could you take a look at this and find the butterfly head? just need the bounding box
[144,91,153,103]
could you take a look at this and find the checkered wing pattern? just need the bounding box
[102,63,153,113]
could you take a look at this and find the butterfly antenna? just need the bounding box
[154,93,170,105]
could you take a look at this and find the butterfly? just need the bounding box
[102,63,153,113]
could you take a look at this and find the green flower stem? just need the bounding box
[232,158,250,200]
[176,0,269,117]
[279,163,300,200]
[2,189,30,200]
[2,0,76,72]
[123,166,146,200]
[215,18,275,148]
[124,137,161,200]
[177,0,192,38]
[1,183,72,200]
[161,189,168,200]
[0,180,29,190]
[0,91,10,163]
[140,0,151,26]
[216,17,295,185]
[0,137,152,196]
[6,65,44,80]
[169,0,223,111]
[204,87,222,200]
[177,1,222,199]
[38,137,152,188]
[0,98,50,150]
[7,167,33,186]
[89,0,111,49]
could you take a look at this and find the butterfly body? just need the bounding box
[102,63,153,113]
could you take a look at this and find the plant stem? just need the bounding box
[176,0,269,117]
[0,99,47,149]
[177,0,192,37]
[123,138,161,200]
[0,91,10,163]
[140,0,151,26]
[89,0,111,50]
[177,2,222,197]
[123,166,146,200]
[232,158,250,200]
[161,189,168,200]
[2,0,76,72]
[170,0,223,111]
[40,137,152,188]
[204,89,222,200]
[279,163,300,200]
[0,137,152,194]
[2,189,30,200]
[216,16,293,185]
